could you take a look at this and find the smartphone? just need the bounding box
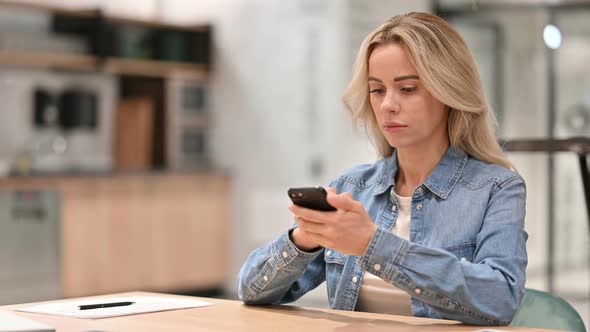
[287,186,337,211]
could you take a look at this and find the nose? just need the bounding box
[381,92,400,113]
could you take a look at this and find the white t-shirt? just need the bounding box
[355,192,413,316]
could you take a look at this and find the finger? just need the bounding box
[289,204,335,224]
[325,187,337,194]
[326,191,362,212]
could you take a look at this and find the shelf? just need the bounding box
[106,14,209,33]
[0,1,211,78]
[0,0,96,18]
[0,0,208,33]
[0,50,98,71]
[103,57,209,79]
[0,51,209,79]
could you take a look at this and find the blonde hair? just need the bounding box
[342,12,513,170]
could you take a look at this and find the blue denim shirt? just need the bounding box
[237,147,528,326]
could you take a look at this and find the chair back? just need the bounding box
[510,288,586,332]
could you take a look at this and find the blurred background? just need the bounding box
[0,0,587,327]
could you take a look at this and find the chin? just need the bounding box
[385,138,414,150]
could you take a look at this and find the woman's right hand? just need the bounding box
[290,226,321,252]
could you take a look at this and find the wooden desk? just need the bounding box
[1,292,558,332]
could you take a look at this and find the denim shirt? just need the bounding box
[237,147,528,326]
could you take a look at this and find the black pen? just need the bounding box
[78,301,135,310]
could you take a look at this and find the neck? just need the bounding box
[395,140,449,196]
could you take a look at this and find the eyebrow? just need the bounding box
[368,75,419,82]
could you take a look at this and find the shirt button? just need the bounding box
[326,250,332,257]
[263,275,269,282]
[392,205,397,212]
[416,187,424,195]
[416,203,423,211]
[352,276,358,284]
[460,257,467,262]
[374,264,381,272]
[282,251,288,258]
[414,288,422,295]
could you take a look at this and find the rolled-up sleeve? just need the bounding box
[237,227,326,305]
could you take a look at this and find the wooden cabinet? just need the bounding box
[0,173,230,297]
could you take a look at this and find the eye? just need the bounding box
[401,87,417,93]
[369,88,384,94]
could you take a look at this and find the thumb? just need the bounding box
[326,191,362,212]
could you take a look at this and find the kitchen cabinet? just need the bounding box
[0,172,230,298]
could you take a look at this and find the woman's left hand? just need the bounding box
[288,188,377,256]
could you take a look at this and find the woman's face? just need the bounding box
[368,43,449,150]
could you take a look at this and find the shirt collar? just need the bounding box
[372,147,468,199]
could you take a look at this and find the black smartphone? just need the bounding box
[288,186,337,211]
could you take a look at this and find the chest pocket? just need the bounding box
[445,242,476,262]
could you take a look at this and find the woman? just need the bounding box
[237,12,527,326]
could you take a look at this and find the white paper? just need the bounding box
[15,296,213,319]
[0,310,54,332]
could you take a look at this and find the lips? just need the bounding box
[383,121,408,129]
